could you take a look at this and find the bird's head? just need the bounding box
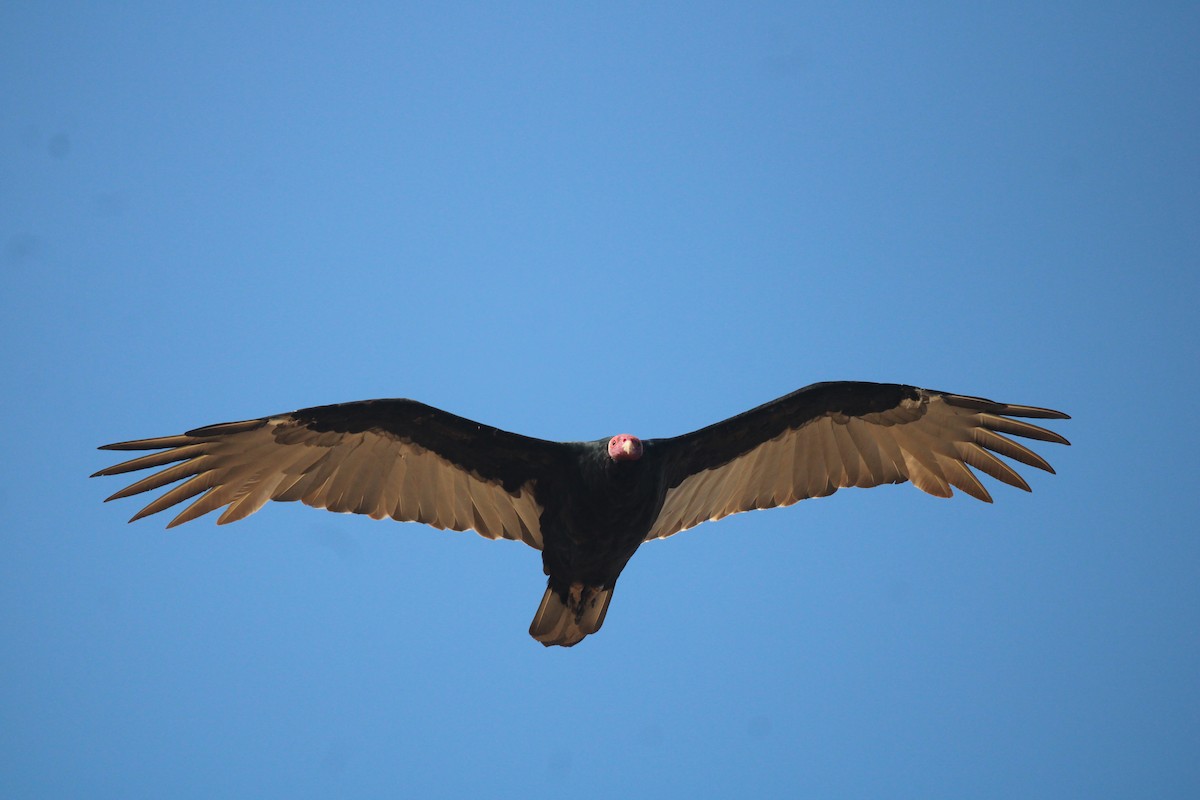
[607,434,643,462]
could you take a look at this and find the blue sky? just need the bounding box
[2,3,1197,797]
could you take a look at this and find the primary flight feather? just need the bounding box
[93,381,1070,646]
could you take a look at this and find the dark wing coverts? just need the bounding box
[93,400,562,548]
[646,382,1070,540]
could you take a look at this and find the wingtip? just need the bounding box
[1020,407,1071,421]
[1007,404,1072,421]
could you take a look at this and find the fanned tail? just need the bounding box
[529,581,613,647]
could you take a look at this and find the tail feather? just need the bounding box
[529,582,613,647]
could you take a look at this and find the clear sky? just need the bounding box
[3,3,1197,798]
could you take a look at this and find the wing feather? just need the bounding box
[830,420,865,488]
[356,438,394,520]
[411,449,441,525]
[218,470,290,524]
[322,438,376,514]
[976,413,1069,444]
[167,484,228,528]
[448,466,474,532]
[291,450,344,506]
[646,384,1068,540]
[973,429,1056,472]
[842,417,886,486]
[863,421,909,486]
[94,444,210,476]
[130,472,219,523]
[936,452,993,503]
[891,420,955,498]
[798,423,828,500]
[465,478,502,540]
[812,420,843,497]
[103,456,216,501]
[94,399,562,548]
[955,442,1030,492]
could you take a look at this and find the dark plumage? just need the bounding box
[93,381,1070,646]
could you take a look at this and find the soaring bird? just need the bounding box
[93,381,1069,646]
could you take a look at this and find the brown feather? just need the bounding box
[647,391,1067,540]
[97,416,544,547]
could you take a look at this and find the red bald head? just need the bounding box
[607,434,643,462]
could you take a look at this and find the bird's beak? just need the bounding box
[622,439,635,455]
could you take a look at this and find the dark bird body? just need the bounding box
[93,382,1070,646]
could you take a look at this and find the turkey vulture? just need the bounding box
[93,381,1069,646]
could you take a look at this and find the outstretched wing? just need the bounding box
[93,399,564,548]
[645,382,1070,541]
